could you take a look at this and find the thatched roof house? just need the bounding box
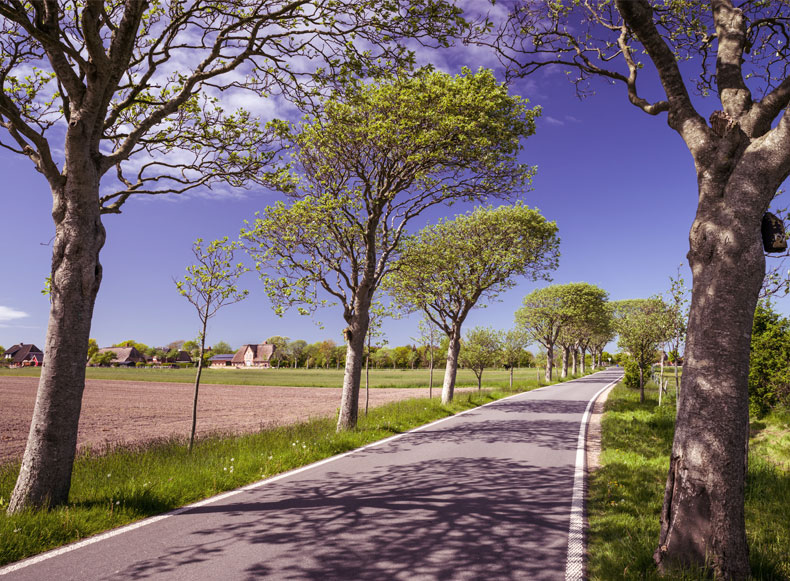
[97,346,147,366]
[231,342,275,368]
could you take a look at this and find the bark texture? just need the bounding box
[655,177,763,578]
[8,151,104,511]
[545,345,554,383]
[441,331,461,405]
[337,303,371,431]
[609,2,790,576]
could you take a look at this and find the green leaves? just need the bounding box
[386,204,559,333]
[516,282,610,351]
[611,297,673,372]
[243,70,541,323]
[175,237,249,326]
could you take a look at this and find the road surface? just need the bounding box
[1,369,622,581]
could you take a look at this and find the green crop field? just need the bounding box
[0,366,551,389]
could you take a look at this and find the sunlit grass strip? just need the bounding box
[0,384,541,567]
[587,381,790,580]
[0,366,553,389]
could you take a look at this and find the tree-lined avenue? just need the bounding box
[1,369,622,581]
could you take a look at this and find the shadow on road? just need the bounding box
[118,456,573,580]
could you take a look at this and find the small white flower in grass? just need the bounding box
[107,473,111,478]
[230,457,234,462]
[223,467,227,471]
[13,528,20,533]
[268,455,273,460]
[116,501,120,505]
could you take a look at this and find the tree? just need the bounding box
[492,1,790,575]
[749,300,790,415]
[589,307,616,371]
[516,284,582,383]
[175,237,248,452]
[90,351,116,367]
[113,339,149,354]
[459,327,502,391]
[242,69,540,429]
[612,298,672,403]
[266,336,290,368]
[501,328,529,389]
[664,266,690,402]
[386,204,559,404]
[414,316,440,398]
[1,0,467,513]
[560,284,610,376]
[317,340,337,370]
[372,347,392,369]
[210,341,234,356]
[290,340,308,369]
[86,339,99,362]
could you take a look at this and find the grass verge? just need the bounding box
[587,381,790,580]
[1,366,553,389]
[0,382,548,567]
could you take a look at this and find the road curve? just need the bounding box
[1,369,622,581]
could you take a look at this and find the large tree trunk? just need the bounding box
[337,305,370,431]
[654,178,766,579]
[441,329,461,404]
[8,168,104,513]
[560,345,569,378]
[545,344,554,383]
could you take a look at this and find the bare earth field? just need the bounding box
[0,377,447,465]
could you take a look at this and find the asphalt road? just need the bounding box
[1,369,622,581]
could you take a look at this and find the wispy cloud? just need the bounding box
[0,306,29,323]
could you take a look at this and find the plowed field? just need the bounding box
[1,377,447,464]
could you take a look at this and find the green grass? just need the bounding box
[0,365,551,389]
[0,381,553,567]
[587,380,790,580]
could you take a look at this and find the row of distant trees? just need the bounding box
[85,334,538,372]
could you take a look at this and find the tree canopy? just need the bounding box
[242,69,541,428]
[459,326,502,391]
[515,283,607,382]
[613,298,673,402]
[386,203,559,403]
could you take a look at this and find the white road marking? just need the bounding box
[565,375,622,581]
[0,385,529,575]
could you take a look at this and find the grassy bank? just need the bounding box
[587,381,790,580]
[0,380,559,567]
[0,366,552,389]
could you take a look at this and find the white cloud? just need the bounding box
[0,306,29,323]
[544,116,565,126]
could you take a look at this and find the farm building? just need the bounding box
[231,343,276,368]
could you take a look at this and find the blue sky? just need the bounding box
[1,34,787,353]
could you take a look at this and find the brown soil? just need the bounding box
[0,377,453,464]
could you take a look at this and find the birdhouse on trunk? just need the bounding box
[761,212,787,253]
